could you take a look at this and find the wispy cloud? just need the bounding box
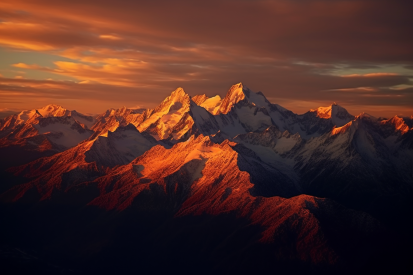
[0,0,412,116]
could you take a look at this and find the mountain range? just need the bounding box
[1,83,412,274]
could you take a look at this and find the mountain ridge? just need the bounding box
[0,83,412,274]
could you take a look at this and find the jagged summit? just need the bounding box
[217,83,247,114]
[136,87,193,140]
[0,104,96,138]
[311,103,343,118]
[199,95,222,114]
[192,83,272,116]
[213,82,271,115]
[116,123,140,132]
[102,106,131,118]
[169,87,188,100]
[192,94,209,105]
[154,87,190,114]
[310,103,354,127]
[381,115,410,134]
[355,112,376,120]
[331,121,353,135]
[37,104,68,117]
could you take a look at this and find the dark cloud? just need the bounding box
[1,0,412,63]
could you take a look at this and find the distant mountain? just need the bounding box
[0,105,95,168]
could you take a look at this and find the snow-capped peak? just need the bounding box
[216,83,247,115]
[310,103,354,127]
[311,103,340,119]
[154,87,190,114]
[199,95,222,114]
[380,115,410,134]
[7,104,67,125]
[355,112,376,121]
[331,121,353,135]
[191,83,271,116]
[192,94,209,105]
[37,104,68,118]
[215,82,269,114]
[136,88,193,140]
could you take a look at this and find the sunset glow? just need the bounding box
[1,3,412,270]
[0,0,412,118]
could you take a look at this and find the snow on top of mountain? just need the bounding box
[328,113,408,153]
[244,90,270,108]
[191,84,354,141]
[137,88,191,140]
[34,116,94,148]
[212,103,275,138]
[0,110,34,133]
[37,104,68,118]
[129,108,146,114]
[221,83,270,111]
[310,103,354,127]
[69,110,96,129]
[200,95,222,114]
[234,126,301,155]
[193,83,269,116]
[16,109,38,123]
[193,83,274,138]
[402,116,413,128]
[192,94,209,105]
[110,125,157,156]
[3,83,409,173]
[154,87,190,113]
[235,105,273,130]
[85,124,159,167]
[298,114,384,169]
[99,106,131,119]
[0,104,95,137]
[91,106,148,137]
[183,135,221,164]
[33,105,96,130]
[189,102,220,135]
[380,115,410,134]
[355,112,377,121]
[216,83,247,115]
[331,121,353,136]
[216,82,269,113]
[311,105,333,119]
[97,106,145,122]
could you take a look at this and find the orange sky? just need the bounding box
[0,0,412,117]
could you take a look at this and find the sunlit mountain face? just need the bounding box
[0,83,412,274]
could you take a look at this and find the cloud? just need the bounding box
[99,34,121,40]
[340,73,399,78]
[327,87,378,93]
[0,0,412,117]
[1,0,412,63]
[12,63,43,69]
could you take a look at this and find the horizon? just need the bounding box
[0,82,411,119]
[1,1,412,118]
